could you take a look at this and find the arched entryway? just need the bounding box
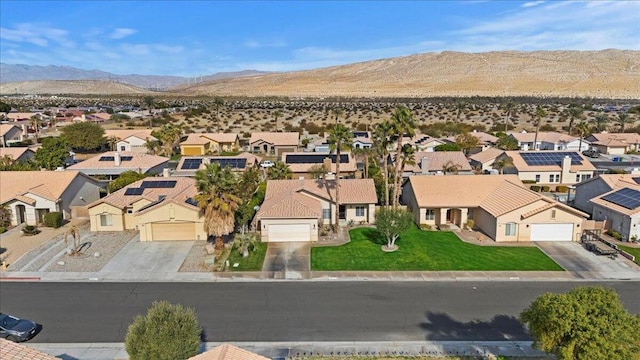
[15,204,26,224]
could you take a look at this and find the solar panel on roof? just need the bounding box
[633,177,640,185]
[211,158,247,169]
[601,188,640,210]
[185,197,199,206]
[181,158,203,170]
[124,187,144,196]
[285,154,349,164]
[120,156,133,161]
[520,152,583,166]
[140,180,177,188]
[99,156,114,161]
[353,131,369,138]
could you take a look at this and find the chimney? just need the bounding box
[114,152,121,167]
[561,155,571,183]
[421,157,430,174]
[163,168,170,177]
[22,124,28,137]
[323,157,332,172]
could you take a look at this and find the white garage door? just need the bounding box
[151,223,196,241]
[530,223,573,241]
[268,223,311,242]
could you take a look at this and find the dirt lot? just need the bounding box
[0,222,78,269]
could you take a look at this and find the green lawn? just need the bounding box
[226,242,268,271]
[619,245,640,266]
[311,227,563,271]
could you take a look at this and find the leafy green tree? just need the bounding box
[125,300,201,360]
[108,171,148,193]
[34,137,69,170]
[233,166,261,234]
[520,286,640,360]
[496,135,519,150]
[375,207,413,251]
[0,205,12,228]
[454,132,479,154]
[0,155,38,171]
[327,123,354,232]
[0,101,11,113]
[267,161,292,180]
[61,122,105,151]
[434,143,462,151]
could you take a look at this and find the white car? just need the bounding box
[260,160,275,168]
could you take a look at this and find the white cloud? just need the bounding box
[522,1,545,8]
[243,39,288,48]
[109,28,137,40]
[0,23,73,47]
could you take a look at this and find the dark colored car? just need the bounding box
[582,149,600,158]
[0,313,38,342]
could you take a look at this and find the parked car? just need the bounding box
[0,313,38,342]
[260,160,275,168]
[582,149,600,158]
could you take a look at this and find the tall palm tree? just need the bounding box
[143,96,155,129]
[441,160,462,175]
[576,121,590,152]
[454,100,467,123]
[373,120,393,207]
[591,112,609,132]
[106,135,119,151]
[29,115,41,140]
[331,108,344,124]
[533,105,547,151]
[267,161,292,180]
[616,113,635,133]
[566,106,584,135]
[195,163,240,249]
[272,110,283,132]
[501,100,517,133]
[399,144,415,178]
[495,156,514,174]
[391,106,415,208]
[213,97,225,131]
[327,123,353,232]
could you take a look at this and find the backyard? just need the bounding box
[311,227,563,271]
[619,245,640,266]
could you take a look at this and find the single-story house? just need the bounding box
[590,186,640,241]
[173,152,262,176]
[66,151,169,180]
[255,178,378,242]
[0,147,36,162]
[0,170,102,225]
[507,131,589,152]
[249,132,299,155]
[282,152,358,179]
[584,132,640,155]
[501,151,596,186]
[313,131,373,152]
[0,124,24,147]
[402,151,473,176]
[189,343,269,360]
[401,175,588,242]
[573,174,639,214]
[104,129,157,153]
[442,131,499,154]
[5,112,40,122]
[179,132,240,155]
[403,134,446,152]
[88,177,206,241]
[468,147,504,172]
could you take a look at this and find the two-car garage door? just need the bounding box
[530,223,573,242]
[267,223,311,242]
[151,223,196,241]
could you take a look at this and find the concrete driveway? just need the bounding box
[536,241,640,280]
[262,242,310,279]
[99,239,194,274]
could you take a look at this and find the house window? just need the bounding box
[355,206,365,217]
[322,209,331,219]
[535,175,540,183]
[425,209,435,221]
[120,145,126,151]
[551,210,556,219]
[100,214,113,226]
[554,174,560,182]
[548,174,554,183]
[126,207,133,214]
[582,174,591,181]
[576,174,580,182]
[505,223,517,236]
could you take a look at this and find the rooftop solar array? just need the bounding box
[140,180,177,188]
[414,136,431,145]
[601,188,640,210]
[124,187,144,196]
[633,177,640,185]
[520,152,583,166]
[285,154,349,164]
[99,156,133,161]
[181,158,203,170]
[353,131,369,138]
[211,158,247,169]
[185,197,199,207]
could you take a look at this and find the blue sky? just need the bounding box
[1,1,639,76]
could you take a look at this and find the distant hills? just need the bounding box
[1,50,639,98]
[0,63,269,89]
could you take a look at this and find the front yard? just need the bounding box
[227,242,268,271]
[619,245,640,266]
[311,227,563,271]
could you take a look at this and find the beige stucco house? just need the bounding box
[0,147,36,162]
[179,133,240,155]
[255,179,378,242]
[0,124,24,147]
[249,132,299,155]
[507,131,589,151]
[402,151,473,176]
[104,129,157,153]
[469,147,504,172]
[0,170,102,225]
[501,151,596,186]
[67,151,169,180]
[585,132,640,155]
[87,177,206,241]
[282,152,358,179]
[173,152,262,176]
[401,175,587,242]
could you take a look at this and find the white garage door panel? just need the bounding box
[531,223,573,241]
[268,224,310,242]
[151,223,196,241]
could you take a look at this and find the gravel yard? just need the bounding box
[179,241,210,272]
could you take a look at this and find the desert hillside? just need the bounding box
[0,80,151,96]
[176,50,640,99]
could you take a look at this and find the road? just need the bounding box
[1,281,638,343]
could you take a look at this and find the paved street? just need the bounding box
[1,281,638,343]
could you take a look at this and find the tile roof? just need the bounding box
[0,170,96,204]
[585,174,640,190]
[256,192,322,219]
[505,151,596,172]
[405,151,473,173]
[588,132,640,146]
[189,343,269,360]
[0,147,35,160]
[0,124,22,137]
[508,131,579,144]
[104,129,156,141]
[282,152,358,173]
[66,151,169,175]
[88,176,197,211]
[5,113,38,120]
[0,338,58,360]
[480,180,545,217]
[444,131,498,145]
[469,147,505,164]
[180,133,239,145]
[249,132,299,146]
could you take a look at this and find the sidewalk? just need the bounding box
[27,340,550,360]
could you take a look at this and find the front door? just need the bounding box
[16,205,26,224]
[446,209,452,223]
[339,205,346,220]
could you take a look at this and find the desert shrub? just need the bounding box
[556,185,569,193]
[43,212,64,228]
[22,225,40,236]
[530,185,541,192]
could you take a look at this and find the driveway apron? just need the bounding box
[262,242,311,279]
[99,238,194,274]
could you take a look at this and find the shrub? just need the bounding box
[556,185,569,193]
[420,224,433,230]
[466,219,475,230]
[43,212,63,228]
[530,185,541,192]
[22,225,40,236]
[522,180,537,184]
[125,300,201,360]
[541,185,550,192]
[0,226,6,234]
[606,229,623,240]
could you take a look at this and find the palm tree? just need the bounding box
[391,106,415,208]
[213,97,225,131]
[143,96,155,129]
[533,105,547,151]
[106,135,119,151]
[272,110,283,132]
[399,144,415,178]
[327,123,354,232]
[352,146,374,178]
[64,223,82,255]
[566,106,584,135]
[494,156,514,174]
[454,100,467,123]
[195,163,240,249]
[501,100,517,133]
[576,121,590,152]
[29,115,41,140]
[373,120,393,207]
[267,161,292,180]
[591,113,609,132]
[331,108,344,124]
[616,113,635,133]
[441,160,462,175]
